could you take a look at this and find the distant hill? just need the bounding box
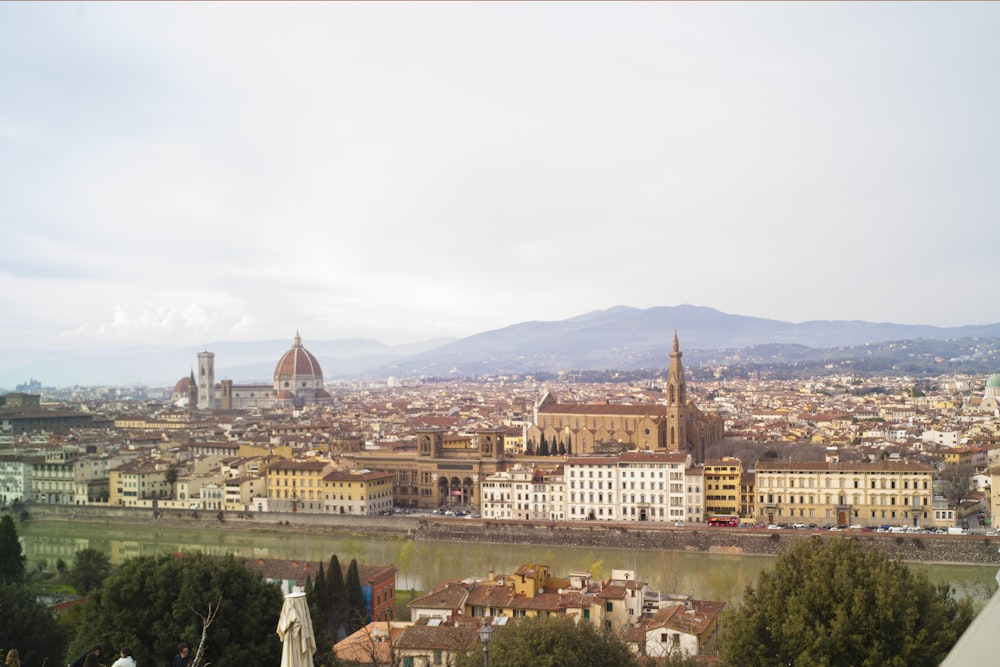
[373,305,1000,378]
[2,305,1000,388]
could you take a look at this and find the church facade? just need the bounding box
[525,333,724,462]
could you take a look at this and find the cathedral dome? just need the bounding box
[273,332,324,391]
[987,374,1000,389]
[173,376,194,396]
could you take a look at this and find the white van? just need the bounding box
[947,526,966,535]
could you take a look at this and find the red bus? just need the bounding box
[708,514,740,527]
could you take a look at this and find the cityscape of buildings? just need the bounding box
[2,332,998,531]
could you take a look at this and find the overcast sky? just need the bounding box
[1,2,998,352]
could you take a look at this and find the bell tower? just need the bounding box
[665,331,687,452]
[198,350,215,410]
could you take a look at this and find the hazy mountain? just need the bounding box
[3,305,1000,388]
[370,305,1000,377]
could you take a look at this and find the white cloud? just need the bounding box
[1,2,998,352]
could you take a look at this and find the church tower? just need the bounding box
[186,369,198,416]
[665,331,687,451]
[197,350,215,410]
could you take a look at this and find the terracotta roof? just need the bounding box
[395,625,480,651]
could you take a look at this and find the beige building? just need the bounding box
[109,459,171,506]
[755,460,935,527]
[342,429,508,509]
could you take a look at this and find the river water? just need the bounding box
[17,519,999,608]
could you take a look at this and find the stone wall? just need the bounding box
[17,504,1000,566]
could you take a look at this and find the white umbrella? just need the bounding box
[277,592,317,667]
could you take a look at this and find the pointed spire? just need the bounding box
[673,330,679,353]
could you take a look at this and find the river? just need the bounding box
[16,519,999,609]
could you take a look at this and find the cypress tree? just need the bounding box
[0,514,26,584]
[539,435,549,456]
[327,554,347,638]
[344,559,368,633]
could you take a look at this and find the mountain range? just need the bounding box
[3,305,1000,389]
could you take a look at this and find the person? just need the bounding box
[70,645,103,667]
[5,649,19,667]
[110,647,136,667]
[83,652,103,667]
[172,643,193,667]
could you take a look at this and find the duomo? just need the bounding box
[172,331,330,411]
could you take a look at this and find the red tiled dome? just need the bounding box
[173,376,194,395]
[273,331,323,385]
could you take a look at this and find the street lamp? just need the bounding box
[478,622,493,667]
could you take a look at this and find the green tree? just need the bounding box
[0,582,71,666]
[68,547,113,595]
[557,440,566,456]
[165,465,179,498]
[0,515,25,585]
[308,562,335,661]
[69,552,283,667]
[539,435,550,457]
[719,538,974,667]
[328,554,347,639]
[344,559,368,633]
[453,615,636,667]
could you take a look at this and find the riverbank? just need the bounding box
[14,504,1000,567]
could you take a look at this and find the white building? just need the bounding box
[481,464,564,521]
[566,451,692,522]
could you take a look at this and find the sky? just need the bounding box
[1,2,998,353]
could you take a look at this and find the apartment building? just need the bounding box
[321,469,394,515]
[755,460,935,527]
[480,464,565,521]
[265,459,333,512]
[566,452,691,522]
[703,457,743,518]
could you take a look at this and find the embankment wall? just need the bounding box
[16,504,1000,566]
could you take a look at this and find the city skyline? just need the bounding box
[2,3,999,353]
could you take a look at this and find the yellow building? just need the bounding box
[321,469,394,515]
[265,459,333,512]
[755,460,935,527]
[703,457,743,518]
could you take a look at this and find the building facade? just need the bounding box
[755,460,935,527]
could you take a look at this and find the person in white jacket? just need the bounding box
[110,647,136,667]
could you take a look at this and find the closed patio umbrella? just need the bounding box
[276,592,316,667]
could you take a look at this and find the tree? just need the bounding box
[165,465,179,499]
[0,582,71,666]
[453,615,636,667]
[68,547,113,595]
[328,554,347,638]
[68,552,283,667]
[308,563,335,660]
[719,538,974,667]
[557,440,566,456]
[344,559,368,634]
[940,464,974,507]
[565,435,572,456]
[538,435,550,457]
[0,515,25,585]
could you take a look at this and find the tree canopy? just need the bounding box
[719,538,975,667]
[68,547,113,595]
[0,515,25,585]
[0,582,71,666]
[69,552,283,667]
[454,615,637,667]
